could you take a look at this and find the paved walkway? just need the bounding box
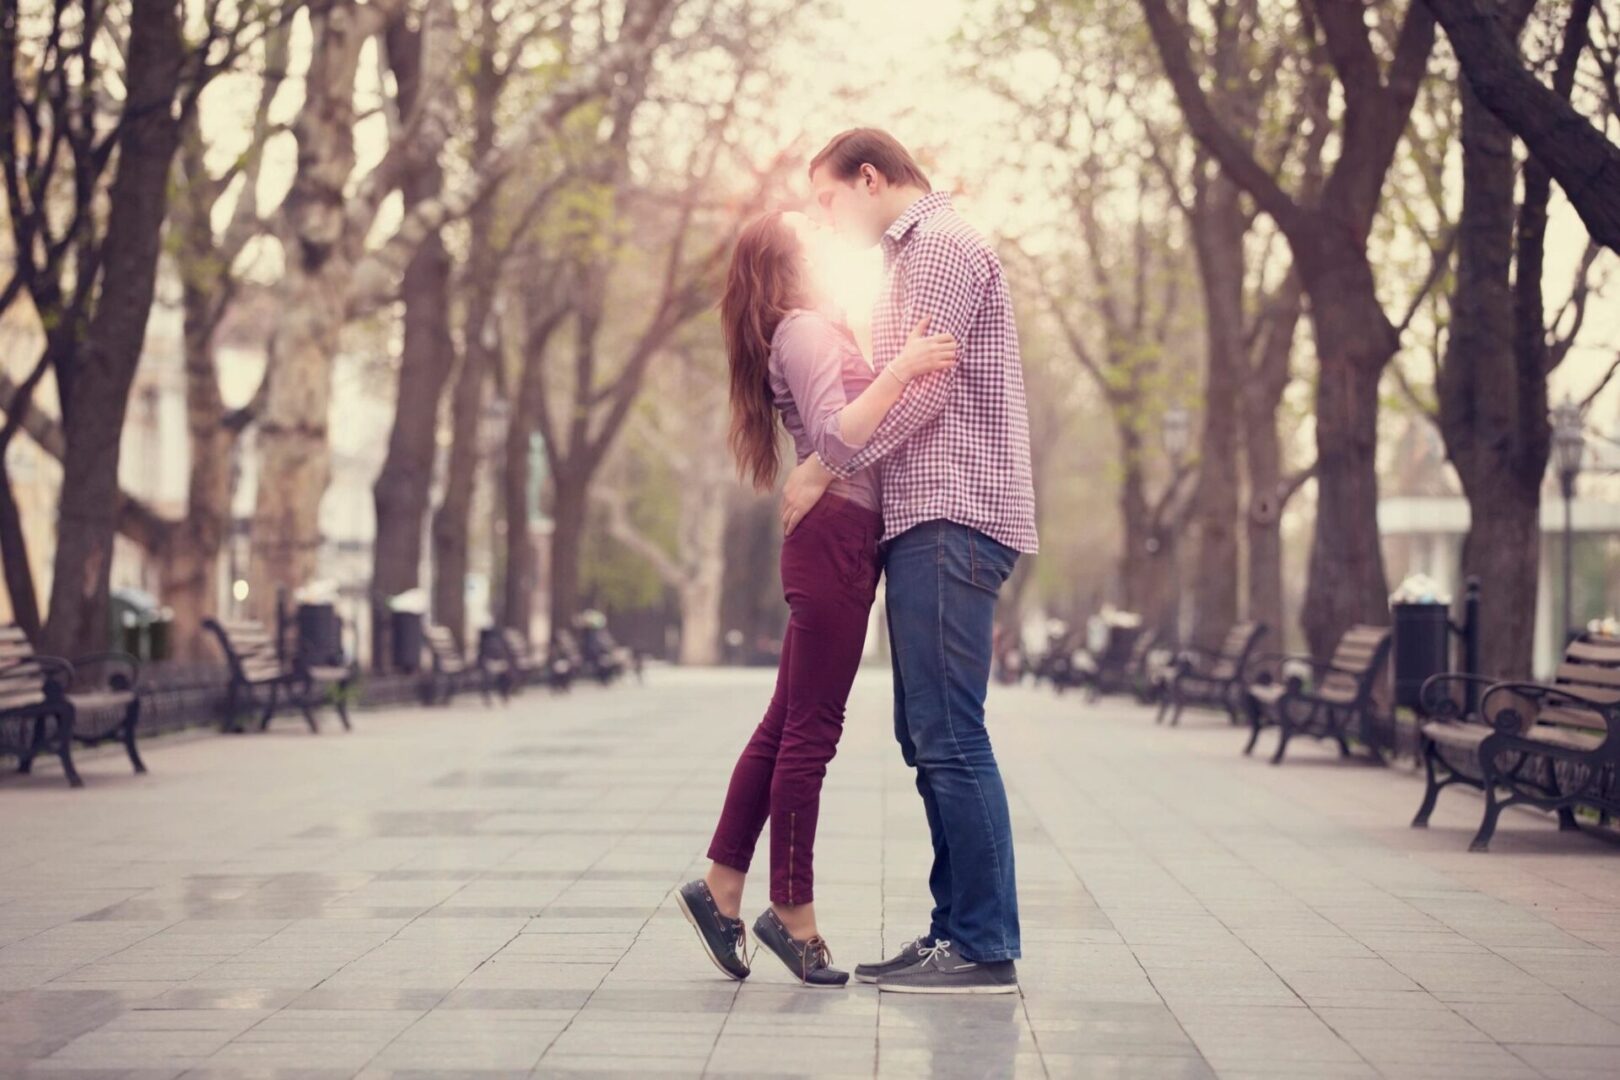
[1,668,1618,1079]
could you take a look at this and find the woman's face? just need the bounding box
[781,211,834,305]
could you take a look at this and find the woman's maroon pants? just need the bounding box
[706,495,882,905]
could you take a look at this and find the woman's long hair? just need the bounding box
[720,211,806,492]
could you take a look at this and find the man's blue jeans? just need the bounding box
[883,520,1020,962]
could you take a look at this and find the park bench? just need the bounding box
[1068,626,1159,702]
[0,625,144,788]
[494,627,575,692]
[476,630,516,701]
[574,625,631,685]
[1243,624,1392,765]
[1156,621,1268,726]
[203,617,353,734]
[421,623,493,705]
[1412,635,1620,851]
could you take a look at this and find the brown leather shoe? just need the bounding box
[675,880,750,981]
[751,909,848,988]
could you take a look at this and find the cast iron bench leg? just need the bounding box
[56,708,83,788]
[335,682,352,731]
[123,698,147,773]
[18,716,46,773]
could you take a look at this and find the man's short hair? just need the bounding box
[809,128,932,191]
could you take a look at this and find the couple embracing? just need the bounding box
[676,128,1038,994]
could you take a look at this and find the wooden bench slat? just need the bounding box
[1536,705,1609,732]
[1564,639,1620,663]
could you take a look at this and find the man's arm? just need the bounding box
[819,230,985,479]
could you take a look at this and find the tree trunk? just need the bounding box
[1437,9,1545,682]
[677,574,722,665]
[369,230,453,666]
[429,357,482,643]
[1117,429,1174,634]
[43,0,184,657]
[675,476,727,665]
[1424,0,1618,253]
[1186,172,1244,648]
[501,397,535,637]
[160,281,238,661]
[246,1,375,622]
[1295,243,1395,660]
[0,349,56,641]
[547,469,588,644]
[370,18,457,668]
[1242,376,1287,647]
[1242,279,1302,650]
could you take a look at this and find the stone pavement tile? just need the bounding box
[434,989,589,1011]
[355,1071,532,1080]
[18,1068,187,1079]
[1384,950,1560,995]
[1507,1041,1620,1079]
[544,1029,716,1059]
[526,1056,705,1078]
[1445,999,1620,1044]
[728,988,873,1021]
[876,1047,1048,1078]
[705,1033,874,1076]
[1036,1053,1218,1078]
[176,1069,355,1079]
[39,1026,236,1066]
[562,1017,725,1049]
[1171,1003,1367,1068]
[1210,1068,1379,1080]
[1348,1039,1543,1078]
[1,966,82,991]
[1289,988,1457,1011]
[574,986,736,1014]
[135,990,301,1016]
[446,962,611,992]
[0,988,130,1060]
[1275,959,1426,995]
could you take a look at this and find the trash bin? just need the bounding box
[296,602,343,667]
[391,611,424,673]
[109,587,161,659]
[479,627,504,665]
[1391,601,1451,711]
[147,609,172,661]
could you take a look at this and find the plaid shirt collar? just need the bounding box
[881,191,954,257]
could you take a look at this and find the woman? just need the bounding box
[675,210,956,987]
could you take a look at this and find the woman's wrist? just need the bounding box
[884,366,908,387]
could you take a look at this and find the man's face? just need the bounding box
[810,164,885,248]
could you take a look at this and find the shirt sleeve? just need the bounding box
[775,315,865,472]
[819,229,985,479]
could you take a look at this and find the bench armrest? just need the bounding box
[1246,650,1321,683]
[1418,672,1499,719]
[0,654,76,682]
[71,651,142,692]
[1479,680,1618,736]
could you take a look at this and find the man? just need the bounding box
[782,128,1038,994]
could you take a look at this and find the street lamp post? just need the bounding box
[1551,397,1586,646]
[1162,405,1191,646]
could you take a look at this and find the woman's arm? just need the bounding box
[776,314,955,472]
[831,316,956,447]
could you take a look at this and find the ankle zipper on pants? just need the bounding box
[787,811,797,905]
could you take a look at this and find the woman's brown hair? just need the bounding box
[720,211,806,492]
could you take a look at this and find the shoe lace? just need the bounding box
[913,939,952,970]
[801,935,833,981]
